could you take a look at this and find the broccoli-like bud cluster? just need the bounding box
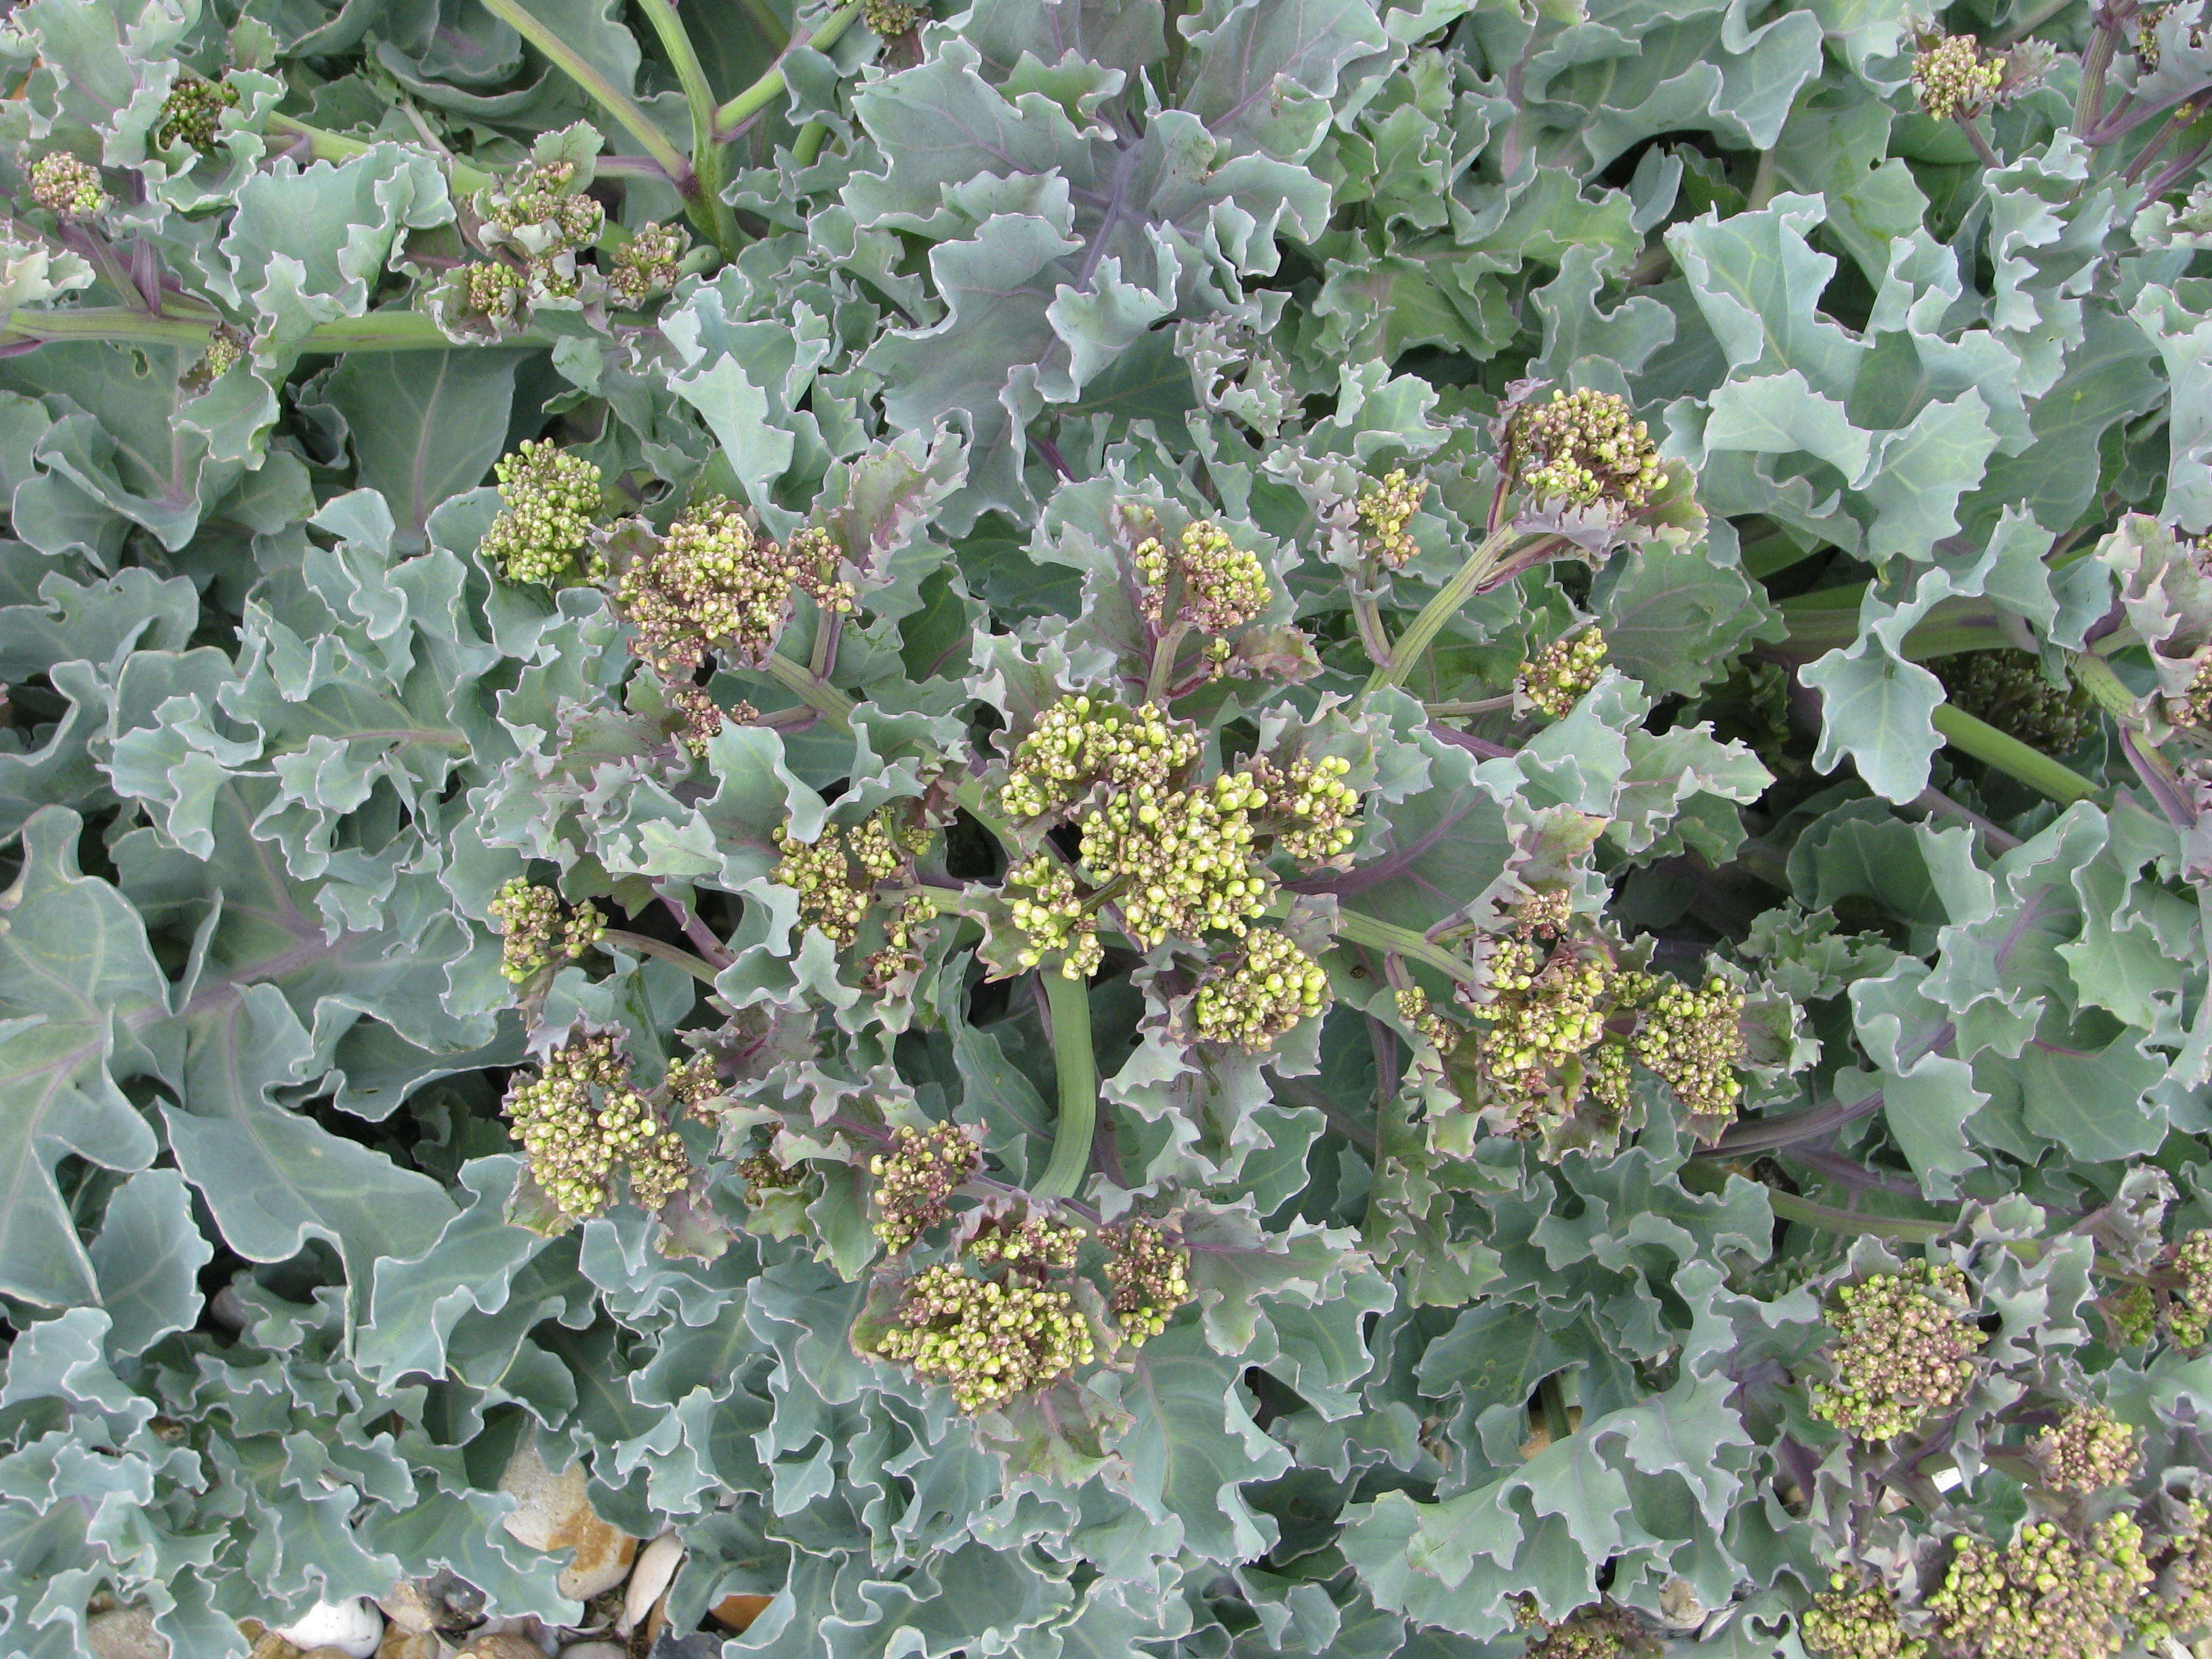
[156,76,241,152]
[484,159,605,257]
[1517,890,1574,935]
[2169,655,2212,731]
[2110,1282,2158,1346]
[28,152,108,217]
[1801,1573,1925,1659]
[1080,771,1272,948]
[665,682,754,758]
[1101,1221,1191,1345]
[737,1149,804,1194]
[965,1210,1084,1269]
[2167,1229,2212,1347]
[605,223,684,306]
[863,0,924,32]
[1396,985,1458,1049]
[1469,935,1614,1107]
[1521,1603,1643,1659]
[1192,927,1328,1050]
[458,260,524,321]
[2034,1406,2142,1496]
[1000,696,1200,821]
[1912,33,2005,120]
[1005,855,1102,979]
[662,1052,722,1118]
[1940,650,2095,752]
[1506,388,1662,513]
[2150,1501,2212,1638]
[771,821,871,947]
[489,878,605,983]
[876,1264,1095,1412]
[868,1121,981,1251]
[481,441,606,586]
[615,499,802,672]
[1628,974,1744,1120]
[501,1031,693,1218]
[1809,1260,1986,1441]
[1518,629,1608,718]
[1925,1515,2154,1659]
[1250,754,1361,863]
[183,326,247,394]
[862,893,941,987]
[1133,519,1271,635]
[1358,468,1425,567]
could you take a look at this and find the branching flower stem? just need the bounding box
[711,1,866,142]
[599,928,722,985]
[474,0,696,192]
[2076,18,2118,136]
[0,305,506,353]
[265,112,499,193]
[1367,527,1553,693]
[634,0,741,255]
[1033,971,1097,1200]
[1931,703,2100,804]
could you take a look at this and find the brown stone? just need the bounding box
[497,1441,638,1602]
[710,1595,773,1633]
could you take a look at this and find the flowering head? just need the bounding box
[28,152,108,217]
[481,441,606,586]
[1518,629,1608,718]
[1358,469,1425,567]
[1505,387,1662,514]
[1809,1259,1985,1441]
[156,77,241,152]
[1133,518,1270,635]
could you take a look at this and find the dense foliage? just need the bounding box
[11,0,2212,1656]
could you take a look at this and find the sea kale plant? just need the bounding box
[16,0,2212,1656]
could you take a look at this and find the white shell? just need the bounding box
[616,1533,684,1637]
[272,1599,384,1659]
[497,1442,636,1602]
[556,1645,628,1659]
[84,1607,169,1659]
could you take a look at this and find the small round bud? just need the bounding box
[28,152,108,218]
[1357,469,1425,567]
[480,440,606,586]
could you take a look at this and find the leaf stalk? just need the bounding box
[1033,970,1098,1201]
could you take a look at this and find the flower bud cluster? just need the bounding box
[1628,974,1744,1120]
[1940,650,2094,752]
[1507,388,1662,513]
[2034,1405,2141,1496]
[615,499,798,672]
[1469,935,1614,1106]
[863,0,924,32]
[862,893,939,989]
[1924,1515,2154,1659]
[966,1210,1084,1270]
[1101,1221,1191,1346]
[1912,33,2005,121]
[484,159,605,258]
[1133,518,1271,634]
[771,820,872,947]
[501,1031,693,1218]
[2151,1501,2212,1637]
[1810,1259,1986,1441]
[867,1121,981,1251]
[1080,771,1272,948]
[457,260,524,324]
[156,77,240,152]
[2167,1229,2212,1347]
[1522,1603,1643,1659]
[1005,855,1102,979]
[28,152,108,217]
[605,223,684,306]
[662,1052,722,1118]
[1251,754,1361,863]
[876,1264,1095,1412]
[188,327,245,390]
[1000,697,1199,821]
[1518,629,1608,718]
[1192,927,1328,1050]
[1358,468,1425,567]
[737,1148,804,1194]
[481,441,606,585]
[1801,1573,1925,1659]
[1396,985,1458,1049]
[489,878,605,984]
[2170,655,2212,731]
[665,682,755,758]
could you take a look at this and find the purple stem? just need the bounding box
[656,881,736,968]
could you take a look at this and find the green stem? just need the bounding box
[1366,525,1527,694]
[266,112,498,193]
[475,0,695,190]
[635,0,741,255]
[2070,651,2140,724]
[1765,1187,1950,1244]
[2076,22,2117,136]
[1740,527,1820,579]
[598,928,722,985]
[755,649,857,724]
[1033,970,1097,1201]
[1537,1372,1574,1443]
[1145,623,1188,705]
[791,120,831,166]
[1332,909,1470,984]
[1425,695,1515,718]
[712,0,865,138]
[1931,703,2100,804]
[0,306,513,353]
